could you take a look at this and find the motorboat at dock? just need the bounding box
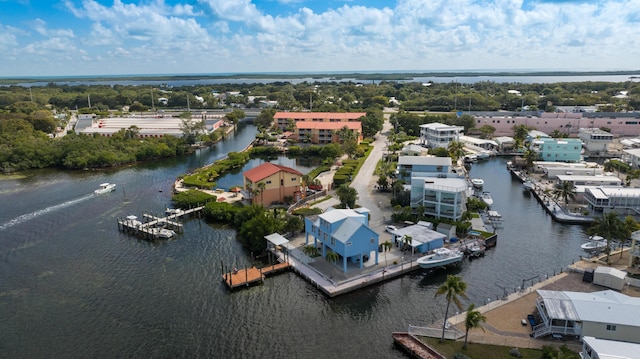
[94,182,116,194]
[470,178,484,189]
[581,235,607,253]
[480,192,493,207]
[416,247,464,269]
[522,180,534,191]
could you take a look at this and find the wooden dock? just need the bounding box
[222,262,291,290]
[117,206,204,240]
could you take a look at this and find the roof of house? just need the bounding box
[402,144,427,153]
[243,162,303,182]
[274,112,366,120]
[320,208,365,224]
[537,289,640,327]
[398,156,452,166]
[392,224,446,247]
[295,122,362,130]
[582,336,640,359]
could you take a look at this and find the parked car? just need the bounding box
[385,225,398,233]
[308,184,323,191]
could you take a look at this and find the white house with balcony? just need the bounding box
[584,186,640,215]
[409,176,468,221]
[419,123,464,149]
[578,128,614,154]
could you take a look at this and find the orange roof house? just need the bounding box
[294,121,362,144]
[274,112,366,131]
[243,163,303,206]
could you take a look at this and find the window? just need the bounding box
[370,238,375,244]
[291,177,297,181]
[331,238,336,246]
[266,180,272,184]
[606,324,616,331]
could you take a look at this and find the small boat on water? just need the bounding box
[471,178,484,189]
[417,247,464,269]
[581,235,607,253]
[124,215,142,227]
[94,182,116,194]
[155,228,177,239]
[522,180,534,191]
[481,192,493,207]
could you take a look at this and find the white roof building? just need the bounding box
[581,336,640,359]
[534,289,640,343]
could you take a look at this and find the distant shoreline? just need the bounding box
[1,70,639,84]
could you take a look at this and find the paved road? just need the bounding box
[312,117,394,231]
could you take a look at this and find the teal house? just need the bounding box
[304,208,379,272]
[533,138,583,163]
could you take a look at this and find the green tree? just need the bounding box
[478,124,496,139]
[336,184,358,209]
[381,240,393,268]
[462,303,486,349]
[588,212,629,264]
[512,124,530,149]
[435,275,468,342]
[552,181,577,206]
[523,146,538,169]
[325,251,339,264]
[179,117,205,145]
[447,140,466,164]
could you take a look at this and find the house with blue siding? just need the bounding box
[304,208,379,272]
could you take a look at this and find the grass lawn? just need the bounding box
[420,337,542,359]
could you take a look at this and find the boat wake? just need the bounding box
[0,193,94,231]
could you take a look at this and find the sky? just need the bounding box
[0,0,639,77]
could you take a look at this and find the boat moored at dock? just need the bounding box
[581,235,607,253]
[480,192,493,207]
[416,247,464,269]
[470,178,484,189]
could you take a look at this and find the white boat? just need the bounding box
[471,178,484,189]
[155,228,176,239]
[417,247,464,269]
[481,192,493,206]
[522,180,534,191]
[581,235,607,253]
[94,182,116,194]
[124,215,142,227]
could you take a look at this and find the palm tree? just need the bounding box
[552,181,577,207]
[435,275,468,342]
[447,140,466,164]
[325,251,339,265]
[522,146,538,170]
[588,212,629,264]
[381,240,393,267]
[462,303,486,349]
[256,181,266,206]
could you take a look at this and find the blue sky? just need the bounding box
[0,0,638,77]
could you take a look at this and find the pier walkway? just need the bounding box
[222,262,291,290]
[117,206,204,240]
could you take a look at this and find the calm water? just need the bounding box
[0,131,589,358]
[10,73,637,87]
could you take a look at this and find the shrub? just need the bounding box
[509,347,523,358]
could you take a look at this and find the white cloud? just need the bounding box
[3,0,640,75]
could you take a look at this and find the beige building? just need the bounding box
[243,163,302,206]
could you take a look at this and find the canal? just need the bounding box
[0,126,589,358]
